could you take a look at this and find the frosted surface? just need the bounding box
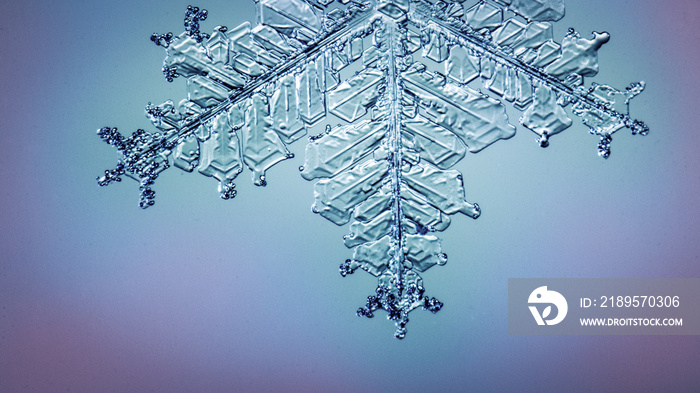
[97,0,648,338]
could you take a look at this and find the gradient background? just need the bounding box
[1,0,699,392]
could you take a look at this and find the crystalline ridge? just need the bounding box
[97,0,648,338]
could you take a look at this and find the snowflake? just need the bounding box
[96,0,647,339]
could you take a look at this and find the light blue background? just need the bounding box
[1,0,698,391]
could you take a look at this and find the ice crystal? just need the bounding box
[96,0,648,338]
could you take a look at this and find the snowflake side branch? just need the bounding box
[413,0,649,138]
[101,3,376,175]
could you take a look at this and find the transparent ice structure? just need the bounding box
[97,0,648,338]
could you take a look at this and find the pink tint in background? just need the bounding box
[1,0,699,392]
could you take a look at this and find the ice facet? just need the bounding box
[270,74,306,144]
[405,234,445,272]
[572,102,625,136]
[353,183,393,222]
[377,0,409,19]
[198,109,243,189]
[403,63,516,153]
[297,60,326,124]
[509,0,566,22]
[404,163,480,218]
[403,117,467,169]
[257,0,321,41]
[351,235,391,277]
[520,84,572,139]
[445,45,479,85]
[344,210,393,248]
[465,2,503,31]
[311,159,389,225]
[301,120,386,180]
[187,75,229,108]
[173,134,199,172]
[545,29,610,80]
[240,94,292,186]
[422,31,449,63]
[401,183,451,233]
[251,25,295,57]
[511,21,554,56]
[146,100,180,132]
[492,18,527,48]
[327,68,384,122]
